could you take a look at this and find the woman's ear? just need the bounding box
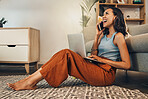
[113,16,118,26]
[114,16,118,23]
[114,16,117,20]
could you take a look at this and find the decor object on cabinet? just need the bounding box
[117,0,126,4]
[133,0,142,4]
[0,27,40,74]
[126,15,130,19]
[0,17,7,27]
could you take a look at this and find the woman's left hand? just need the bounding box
[87,55,105,63]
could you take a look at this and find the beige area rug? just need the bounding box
[0,75,148,99]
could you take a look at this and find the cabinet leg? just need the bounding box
[34,62,39,71]
[25,63,30,74]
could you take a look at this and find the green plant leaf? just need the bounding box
[3,20,7,24]
[89,0,100,12]
[0,17,7,24]
[80,0,101,28]
[0,17,5,23]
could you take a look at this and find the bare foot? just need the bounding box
[7,79,37,91]
[7,68,43,91]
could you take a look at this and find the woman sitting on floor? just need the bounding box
[7,7,130,91]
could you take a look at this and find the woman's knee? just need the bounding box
[55,49,73,58]
[59,49,74,54]
[61,49,72,52]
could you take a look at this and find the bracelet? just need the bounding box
[91,49,98,51]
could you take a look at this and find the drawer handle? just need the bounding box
[7,45,16,47]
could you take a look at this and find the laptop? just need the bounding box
[67,33,99,63]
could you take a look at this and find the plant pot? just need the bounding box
[0,23,3,27]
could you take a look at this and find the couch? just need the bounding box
[83,24,148,72]
[126,24,148,72]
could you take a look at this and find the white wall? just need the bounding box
[0,0,82,64]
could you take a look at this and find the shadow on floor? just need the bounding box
[0,65,148,93]
[0,63,43,75]
[114,69,148,93]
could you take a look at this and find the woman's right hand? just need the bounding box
[91,23,105,55]
[95,23,105,39]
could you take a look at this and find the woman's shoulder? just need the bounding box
[114,32,126,44]
[115,32,125,40]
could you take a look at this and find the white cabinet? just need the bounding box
[0,27,40,74]
[0,46,28,61]
[0,29,29,44]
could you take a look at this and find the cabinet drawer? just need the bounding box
[0,29,29,45]
[0,46,28,61]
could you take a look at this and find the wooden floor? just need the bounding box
[0,64,148,93]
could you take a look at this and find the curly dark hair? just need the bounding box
[103,7,127,36]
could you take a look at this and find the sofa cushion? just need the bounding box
[126,33,148,53]
[130,53,148,72]
[83,26,96,43]
[128,24,148,36]
[85,40,94,53]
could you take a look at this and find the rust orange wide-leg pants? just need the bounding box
[40,49,116,87]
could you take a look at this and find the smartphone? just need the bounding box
[97,21,104,31]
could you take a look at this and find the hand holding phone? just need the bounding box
[97,21,104,31]
[97,16,104,31]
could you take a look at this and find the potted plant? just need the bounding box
[80,0,104,28]
[0,17,7,27]
[80,0,105,43]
